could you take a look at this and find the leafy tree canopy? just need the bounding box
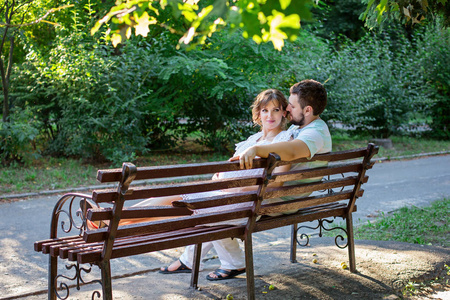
[93,0,449,50]
[362,0,450,28]
[92,0,312,50]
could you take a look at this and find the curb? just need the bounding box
[373,150,450,162]
[1,151,449,201]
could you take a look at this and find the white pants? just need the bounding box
[179,238,246,270]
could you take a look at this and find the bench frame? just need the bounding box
[35,143,378,300]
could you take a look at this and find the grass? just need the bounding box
[1,158,98,195]
[1,134,449,196]
[331,130,450,159]
[328,198,450,298]
[355,198,450,247]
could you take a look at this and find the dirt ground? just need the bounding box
[174,238,450,300]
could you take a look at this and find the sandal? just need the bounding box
[206,268,246,281]
[159,260,192,274]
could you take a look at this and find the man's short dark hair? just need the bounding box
[289,79,327,116]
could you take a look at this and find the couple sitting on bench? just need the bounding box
[84,79,331,281]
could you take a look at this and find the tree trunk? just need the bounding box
[0,23,10,122]
[1,0,16,123]
[0,38,13,123]
[0,37,13,122]
[0,56,9,122]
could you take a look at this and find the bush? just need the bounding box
[12,30,152,165]
[417,21,450,139]
[142,29,317,153]
[0,107,41,165]
[321,32,428,138]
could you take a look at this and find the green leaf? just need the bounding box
[361,0,376,21]
[280,0,292,10]
[376,0,388,23]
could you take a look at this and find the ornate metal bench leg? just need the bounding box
[190,243,202,289]
[290,224,298,263]
[51,262,102,299]
[49,256,57,300]
[346,213,357,273]
[294,218,349,249]
[244,235,256,300]
[100,261,112,300]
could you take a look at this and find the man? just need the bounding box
[234,79,331,168]
[160,79,332,280]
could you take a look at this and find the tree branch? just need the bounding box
[0,4,74,28]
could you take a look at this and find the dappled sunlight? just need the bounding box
[0,239,47,296]
[115,248,186,271]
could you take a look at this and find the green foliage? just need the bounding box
[7,7,450,165]
[310,0,368,43]
[92,0,311,50]
[144,29,297,152]
[415,21,450,139]
[321,30,429,138]
[13,19,151,164]
[362,0,450,28]
[0,107,41,165]
[12,13,319,161]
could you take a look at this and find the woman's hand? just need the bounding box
[229,146,257,169]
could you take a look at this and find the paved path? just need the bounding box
[0,155,449,299]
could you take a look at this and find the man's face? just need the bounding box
[287,94,305,126]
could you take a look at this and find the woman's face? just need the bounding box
[259,100,286,131]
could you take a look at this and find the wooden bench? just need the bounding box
[34,143,378,300]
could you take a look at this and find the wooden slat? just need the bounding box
[265,176,369,199]
[171,191,258,209]
[42,236,84,255]
[96,148,368,183]
[78,226,245,264]
[49,238,88,257]
[68,226,226,261]
[87,206,192,221]
[97,160,268,183]
[61,242,103,259]
[277,148,368,166]
[93,176,263,203]
[258,189,364,215]
[272,162,362,183]
[83,209,253,243]
[34,236,81,252]
[253,203,357,232]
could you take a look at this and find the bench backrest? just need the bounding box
[81,154,277,263]
[82,143,378,264]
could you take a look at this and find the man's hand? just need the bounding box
[229,146,258,169]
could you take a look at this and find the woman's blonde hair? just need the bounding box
[251,89,288,129]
